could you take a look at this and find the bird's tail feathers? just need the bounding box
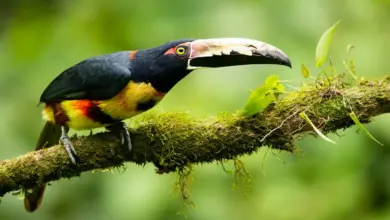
[24,121,62,212]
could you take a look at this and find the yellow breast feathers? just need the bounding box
[42,81,166,130]
[98,81,165,119]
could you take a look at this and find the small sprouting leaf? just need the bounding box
[242,75,284,116]
[315,20,341,67]
[265,75,280,86]
[346,44,355,55]
[299,112,336,144]
[301,63,310,78]
[242,85,274,116]
[265,75,284,98]
[343,59,357,80]
[343,44,357,80]
[349,112,383,146]
[259,91,277,109]
[329,56,334,67]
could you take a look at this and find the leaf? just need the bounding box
[299,112,336,144]
[315,20,341,67]
[242,75,284,116]
[242,85,275,116]
[301,63,310,78]
[346,44,355,55]
[265,75,284,99]
[349,112,383,146]
[343,44,357,80]
[265,75,281,87]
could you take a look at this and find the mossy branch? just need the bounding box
[1,76,390,197]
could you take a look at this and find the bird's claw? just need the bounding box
[107,122,132,154]
[121,124,132,152]
[60,127,80,165]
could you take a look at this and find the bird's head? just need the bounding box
[132,38,292,93]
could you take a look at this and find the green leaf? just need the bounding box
[265,75,284,100]
[299,112,336,144]
[349,112,383,146]
[265,75,285,91]
[264,75,280,86]
[301,63,310,78]
[242,85,274,116]
[315,20,341,67]
[241,75,283,116]
[343,44,357,80]
[346,44,355,55]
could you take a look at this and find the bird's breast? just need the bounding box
[42,81,166,130]
[97,81,166,119]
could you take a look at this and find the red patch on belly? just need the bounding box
[71,100,117,124]
[71,100,104,119]
[71,100,94,115]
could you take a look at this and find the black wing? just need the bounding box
[40,52,133,102]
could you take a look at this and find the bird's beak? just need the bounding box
[186,38,292,70]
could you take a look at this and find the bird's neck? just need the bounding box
[131,50,191,93]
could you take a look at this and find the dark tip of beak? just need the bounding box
[274,54,292,68]
[244,50,292,68]
[285,59,292,68]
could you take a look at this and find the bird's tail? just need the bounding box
[23,121,62,212]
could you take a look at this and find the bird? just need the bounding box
[23,38,292,212]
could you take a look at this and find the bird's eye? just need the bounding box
[175,46,187,56]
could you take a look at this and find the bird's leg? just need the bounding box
[106,121,132,153]
[59,126,79,165]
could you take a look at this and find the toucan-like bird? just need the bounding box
[23,38,291,212]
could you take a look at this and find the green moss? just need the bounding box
[232,159,252,195]
[174,165,195,208]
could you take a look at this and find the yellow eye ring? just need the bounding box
[175,46,187,55]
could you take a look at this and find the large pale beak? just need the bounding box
[187,38,291,70]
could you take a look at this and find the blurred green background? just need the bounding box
[1,0,390,219]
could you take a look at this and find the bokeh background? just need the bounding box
[1,0,390,219]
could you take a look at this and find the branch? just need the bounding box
[1,76,390,197]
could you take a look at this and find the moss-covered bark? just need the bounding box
[0,76,389,197]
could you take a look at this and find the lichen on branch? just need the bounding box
[0,73,389,197]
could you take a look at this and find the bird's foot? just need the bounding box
[60,126,80,165]
[106,122,132,154]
